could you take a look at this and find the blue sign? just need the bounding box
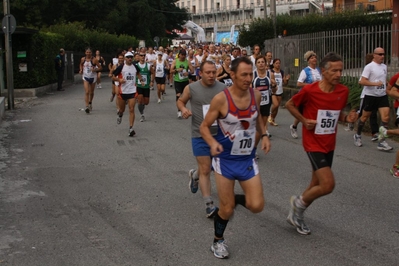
[216,31,239,44]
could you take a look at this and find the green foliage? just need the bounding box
[42,22,138,54]
[239,10,392,48]
[340,76,363,109]
[11,0,189,46]
[13,32,64,88]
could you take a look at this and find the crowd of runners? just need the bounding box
[75,43,399,259]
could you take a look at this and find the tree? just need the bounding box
[11,0,189,44]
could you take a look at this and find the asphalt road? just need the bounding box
[0,78,398,266]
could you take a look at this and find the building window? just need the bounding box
[192,5,196,13]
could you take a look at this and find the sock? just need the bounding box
[296,196,307,209]
[381,122,388,128]
[204,196,213,206]
[357,121,365,136]
[193,169,199,180]
[214,212,229,239]
[292,125,297,129]
[138,104,145,115]
[118,112,122,117]
[235,194,247,208]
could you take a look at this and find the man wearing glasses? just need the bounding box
[354,47,392,151]
[112,52,144,137]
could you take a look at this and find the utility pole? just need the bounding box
[392,1,399,65]
[270,0,277,38]
[3,0,15,109]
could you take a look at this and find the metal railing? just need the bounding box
[264,25,399,85]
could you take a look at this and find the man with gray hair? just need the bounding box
[285,52,357,235]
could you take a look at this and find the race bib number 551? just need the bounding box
[315,110,340,135]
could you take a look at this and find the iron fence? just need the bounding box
[264,24,399,86]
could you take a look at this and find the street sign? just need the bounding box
[2,14,16,34]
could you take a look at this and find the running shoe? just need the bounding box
[378,126,388,141]
[129,127,136,137]
[85,106,90,114]
[270,120,278,126]
[140,115,145,122]
[286,195,311,235]
[117,114,122,124]
[377,140,393,151]
[110,94,115,102]
[353,134,362,147]
[371,133,379,142]
[290,124,298,139]
[268,117,278,126]
[150,86,154,90]
[211,239,229,259]
[206,205,219,218]
[177,111,182,119]
[157,99,161,104]
[188,169,199,193]
[390,165,399,178]
[344,123,354,131]
[170,84,173,87]
[98,83,102,89]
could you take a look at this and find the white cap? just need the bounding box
[125,52,134,57]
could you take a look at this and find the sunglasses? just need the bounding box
[375,53,385,56]
[139,54,145,56]
[126,56,133,59]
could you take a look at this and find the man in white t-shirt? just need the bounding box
[353,47,392,151]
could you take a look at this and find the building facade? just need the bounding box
[334,0,392,12]
[175,0,333,42]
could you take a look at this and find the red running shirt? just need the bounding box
[291,82,349,153]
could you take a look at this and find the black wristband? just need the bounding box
[261,134,269,138]
[393,83,399,89]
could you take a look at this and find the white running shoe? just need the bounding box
[140,115,145,122]
[290,125,298,139]
[157,99,161,104]
[378,126,388,141]
[377,140,393,151]
[210,239,229,259]
[353,134,362,147]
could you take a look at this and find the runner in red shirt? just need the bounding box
[285,52,357,235]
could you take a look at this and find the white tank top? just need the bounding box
[155,60,165,78]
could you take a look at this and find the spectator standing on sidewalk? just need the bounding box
[55,48,65,91]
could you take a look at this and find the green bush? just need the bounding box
[42,22,138,54]
[340,76,363,109]
[239,10,392,49]
[13,31,64,88]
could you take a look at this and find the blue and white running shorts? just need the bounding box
[212,157,259,181]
